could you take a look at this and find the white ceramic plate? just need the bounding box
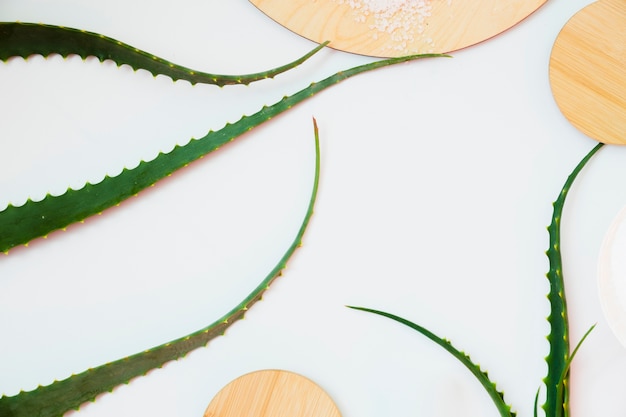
[599,205,626,348]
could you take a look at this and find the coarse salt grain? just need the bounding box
[333,0,450,52]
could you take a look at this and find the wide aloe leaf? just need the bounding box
[0,22,328,86]
[348,306,515,417]
[0,119,321,417]
[0,43,446,253]
[543,143,603,417]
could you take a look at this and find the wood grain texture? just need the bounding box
[249,0,546,57]
[204,370,342,417]
[549,0,626,145]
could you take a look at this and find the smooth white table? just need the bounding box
[1,1,625,416]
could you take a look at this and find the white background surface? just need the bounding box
[1,1,626,416]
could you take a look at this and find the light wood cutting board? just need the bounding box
[549,0,626,145]
[249,0,546,57]
[204,370,342,417]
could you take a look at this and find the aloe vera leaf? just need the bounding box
[556,324,595,417]
[534,387,541,417]
[536,324,595,417]
[0,22,328,86]
[0,51,448,254]
[543,143,603,417]
[348,306,515,417]
[0,119,321,417]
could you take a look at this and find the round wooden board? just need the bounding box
[249,0,546,57]
[549,0,626,145]
[204,370,342,417]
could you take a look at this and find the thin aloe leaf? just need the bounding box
[0,22,328,86]
[556,324,595,417]
[347,306,515,417]
[534,387,541,417]
[0,51,448,254]
[543,143,603,417]
[0,118,321,417]
[537,325,595,417]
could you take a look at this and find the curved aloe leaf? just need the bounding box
[556,324,595,417]
[0,43,447,254]
[0,22,328,86]
[543,143,603,417]
[0,119,321,417]
[349,144,604,417]
[347,306,515,417]
[534,388,541,417]
[534,323,595,417]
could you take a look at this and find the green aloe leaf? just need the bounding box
[0,21,447,417]
[349,143,604,417]
[543,143,603,417]
[0,118,321,417]
[0,22,328,86]
[348,306,515,417]
[0,23,447,254]
[534,324,595,417]
[556,324,595,417]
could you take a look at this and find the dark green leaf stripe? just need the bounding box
[0,119,321,417]
[0,22,328,86]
